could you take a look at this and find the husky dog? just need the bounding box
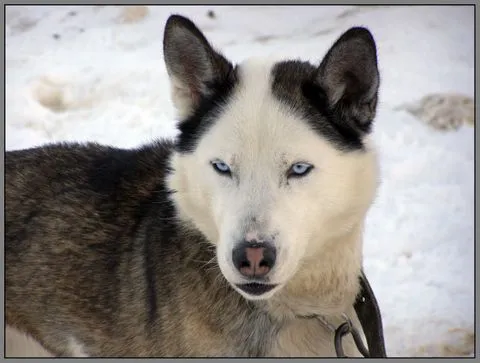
[5,14,381,357]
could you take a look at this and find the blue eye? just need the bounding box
[289,162,313,178]
[211,160,231,175]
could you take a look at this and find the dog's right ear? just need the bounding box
[163,15,234,119]
[314,27,380,134]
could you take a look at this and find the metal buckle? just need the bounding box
[334,314,370,358]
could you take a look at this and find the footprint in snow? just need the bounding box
[395,93,474,131]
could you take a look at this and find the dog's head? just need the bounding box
[164,15,380,301]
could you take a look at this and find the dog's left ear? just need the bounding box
[163,14,234,120]
[316,27,380,133]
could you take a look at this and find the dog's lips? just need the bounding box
[236,282,277,296]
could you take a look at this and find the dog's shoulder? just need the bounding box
[6,140,174,195]
[5,139,176,249]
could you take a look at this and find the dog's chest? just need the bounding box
[267,317,337,357]
[267,317,361,358]
[218,306,362,357]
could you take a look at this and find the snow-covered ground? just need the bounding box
[5,5,475,357]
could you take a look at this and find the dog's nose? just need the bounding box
[232,242,276,278]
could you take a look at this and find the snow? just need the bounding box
[5,5,474,357]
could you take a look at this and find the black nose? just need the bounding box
[232,242,276,278]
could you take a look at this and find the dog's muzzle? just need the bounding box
[231,241,277,296]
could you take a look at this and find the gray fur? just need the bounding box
[5,142,280,356]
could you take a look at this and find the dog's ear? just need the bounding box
[315,27,380,133]
[163,15,234,119]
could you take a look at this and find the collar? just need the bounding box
[353,270,387,357]
[300,270,387,358]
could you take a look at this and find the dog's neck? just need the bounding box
[262,225,363,321]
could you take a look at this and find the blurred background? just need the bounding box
[5,5,475,357]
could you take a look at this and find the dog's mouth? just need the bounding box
[235,283,277,296]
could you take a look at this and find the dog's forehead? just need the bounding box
[218,59,315,139]
[197,58,348,163]
[235,57,315,117]
[195,58,340,163]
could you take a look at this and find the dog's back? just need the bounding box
[5,141,174,355]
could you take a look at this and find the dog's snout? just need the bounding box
[232,242,276,278]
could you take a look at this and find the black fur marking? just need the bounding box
[175,66,238,153]
[302,80,364,150]
[22,209,39,228]
[142,180,178,329]
[88,149,138,198]
[271,61,364,151]
[144,222,158,327]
